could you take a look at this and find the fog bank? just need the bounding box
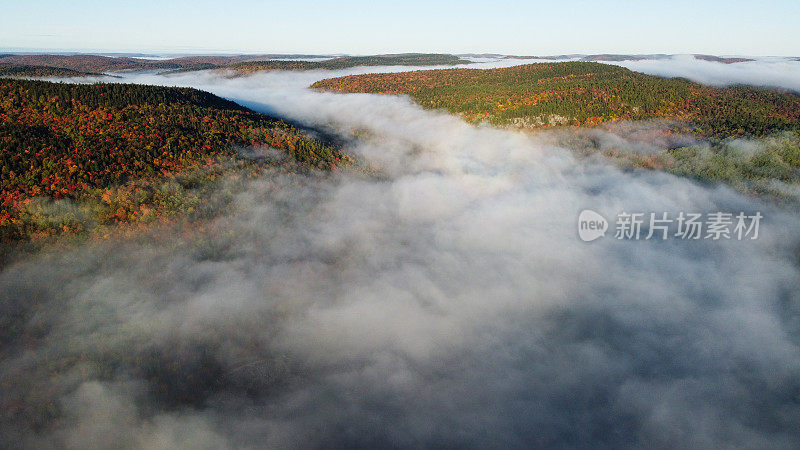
[608,55,800,92]
[2,65,800,448]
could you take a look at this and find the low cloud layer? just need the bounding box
[2,65,800,448]
[608,55,800,92]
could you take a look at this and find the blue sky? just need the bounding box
[1,0,799,56]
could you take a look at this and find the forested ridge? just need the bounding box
[313,62,800,205]
[312,62,800,138]
[0,65,101,78]
[0,54,181,73]
[0,79,347,242]
[227,54,469,73]
[0,53,469,76]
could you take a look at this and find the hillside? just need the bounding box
[227,54,469,73]
[692,54,755,64]
[0,79,347,242]
[0,53,469,75]
[0,54,322,74]
[313,62,800,204]
[0,54,182,73]
[0,65,101,78]
[312,62,800,137]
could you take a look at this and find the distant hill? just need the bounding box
[0,54,326,74]
[312,62,800,137]
[0,65,101,78]
[313,62,800,204]
[0,53,761,77]
[0,53,469,75]
[227,54,470,73]
[0,54,181,72]
[693,54,755,64]
[0,53,759,78]
[0,78,347,241]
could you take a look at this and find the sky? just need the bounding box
[1,0,799,56]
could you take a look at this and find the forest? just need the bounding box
[0,78,347,243]
[313,62,800,204]
[226,54,469,73]
[0,53,469,75]
[0,54,183,73]
[312,62,800,138]
[0,65,101,78]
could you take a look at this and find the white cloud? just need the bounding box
[608,55,800,92]
[2,63,800,448]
